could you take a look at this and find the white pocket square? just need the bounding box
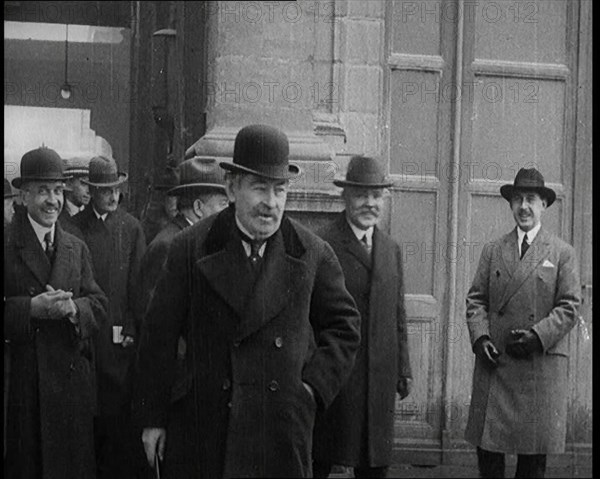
[542,259,555,268]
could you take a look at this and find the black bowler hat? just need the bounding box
[333,155,393,188]
[220,124,300,180]
[82,155,128,187]
[4,178,18,198]
[168,157,227,196]
[12,147,70,189]
[500,168,556,207]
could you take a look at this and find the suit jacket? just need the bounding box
[465,227,581,454]
[4,209,107,479]
[313,212,411,467]
[133,205,361,479]
[73,205,146,416]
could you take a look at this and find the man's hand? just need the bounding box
[505,329,543,359]
[122,335,135,348]
[142,427,166,468]
[30,286,73,319]
[473,336,501,369]
[397,377,412,400]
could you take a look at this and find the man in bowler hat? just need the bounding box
[133,124,361,478]
[312,156,412,478]
[4,147,107,478]
[73,155,147,478]
[465,168,581,478]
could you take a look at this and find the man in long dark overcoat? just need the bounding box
[312,156,412,478]
[73,155,146,478]
[4,147,107,479]
[133,124,361,479]
[465,168,581,478]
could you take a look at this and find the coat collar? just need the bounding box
[11,209,76,288]
[172,213,191,231]
[497,226,552,310]
[333,212,372,270]
[198,205,307,341]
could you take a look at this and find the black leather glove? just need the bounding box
[473,336,501,369]
[505,329,543,359]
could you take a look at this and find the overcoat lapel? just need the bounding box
[47,225,74,288]
[368,227,392,320]
[337,215,372,271]
[198,238,252,320]
[198,209,307,341]
[235,231,305,341]
[497,227,551,310]
[15,214,51,287]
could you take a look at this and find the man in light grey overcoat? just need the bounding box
[465,168,581,478]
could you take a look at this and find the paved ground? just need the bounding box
[329,463,593,478]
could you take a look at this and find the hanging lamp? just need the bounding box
[60,24,72,100]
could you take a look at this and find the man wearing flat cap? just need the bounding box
[4,147,108,478]
[133,124,361,478]
[312,156,412,478]
[73,155,147,478]
[58,157,91,238]
[465,168,581,478]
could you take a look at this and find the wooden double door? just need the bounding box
[384,0,592,466]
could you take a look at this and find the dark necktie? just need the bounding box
[520,234,530,260]
[44,231,55,263]
[237,228,264,270]
[361,234,371,255]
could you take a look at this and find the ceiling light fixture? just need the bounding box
[60,24,72,100]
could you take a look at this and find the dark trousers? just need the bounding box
[95,411,150,479]
[313,462,389,478]
[477,447,547,478]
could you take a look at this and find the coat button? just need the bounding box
[227,401,232,408]
[268,380,279,392]
[233,340,241,348]
[274,337,283,348]
[222,378,231,390]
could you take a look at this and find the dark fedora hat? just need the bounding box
[4,178,18,198]
[153,166,180,192]
[12,147,70,189]
[500,168,556,207]
[63,157,91,178]
[220,124,300,180]
[168,157,227,196]
[82,155,128,187]
[333,155,393,188]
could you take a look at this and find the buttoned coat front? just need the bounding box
[73,205,146,416]
[4,209,107,479]
[465,227,581,454]
[133,206,361,479]
[313,213,411,467]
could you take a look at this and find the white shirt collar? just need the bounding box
[27,213,55,247]
[235,215,267,258]
[92,207,108,222]
[346,218,374,247]
[517,223,541,255]
[65,198,83,217]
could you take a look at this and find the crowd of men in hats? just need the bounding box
[4,124,580,479]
